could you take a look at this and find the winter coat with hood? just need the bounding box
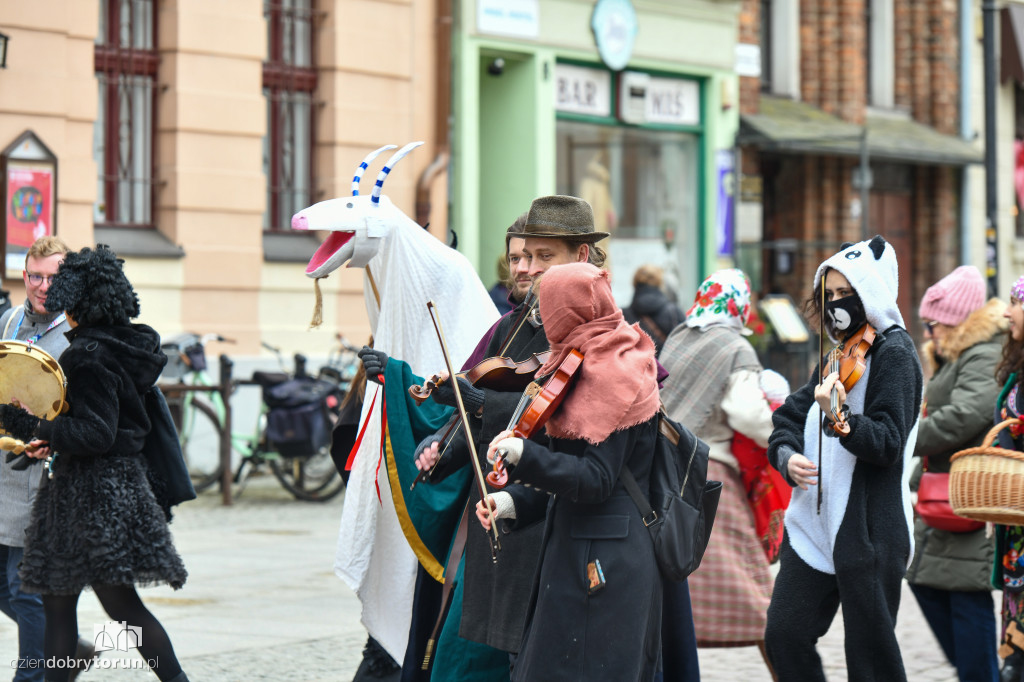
[906,298,1004,592]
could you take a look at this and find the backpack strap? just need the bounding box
[622,406,678,529]
[621,467,660,528]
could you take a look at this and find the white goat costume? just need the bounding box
[292,144,499,661]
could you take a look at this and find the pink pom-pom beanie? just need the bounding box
[919,265,986,327]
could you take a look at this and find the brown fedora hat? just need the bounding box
[507,195,610,243]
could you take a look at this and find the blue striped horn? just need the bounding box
[351,145,398,196]
[371,141,425,204]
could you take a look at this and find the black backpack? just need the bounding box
[262,376,343,458]
[621,409,722,582]
[142,385,197,518]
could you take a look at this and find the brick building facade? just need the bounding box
[737,0,978,360]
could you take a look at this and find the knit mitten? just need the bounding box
[431,377,485,413]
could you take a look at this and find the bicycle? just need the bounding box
[160,332,355,502]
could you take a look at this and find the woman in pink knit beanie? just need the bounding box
[919,264,988,331]
[909,263,1004,682]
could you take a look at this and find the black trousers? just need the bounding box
[765,535,906,682]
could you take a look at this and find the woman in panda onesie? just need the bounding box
[765,236,923,682]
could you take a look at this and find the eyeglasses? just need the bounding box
[923,321,938,334]
[26,274,55,286]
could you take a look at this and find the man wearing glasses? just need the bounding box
[0,236,95,681]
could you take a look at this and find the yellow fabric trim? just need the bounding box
[384,425,446,583]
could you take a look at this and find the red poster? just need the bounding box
[6,165,53,248]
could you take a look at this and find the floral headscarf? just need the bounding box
[685,268,752,334]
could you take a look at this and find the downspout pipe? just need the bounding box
[959,0,971,265]
[415,0,453,230]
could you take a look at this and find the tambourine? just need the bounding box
[0,340,67,465]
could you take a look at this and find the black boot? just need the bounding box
[1003,649,1024,682]
[352,636,400,682]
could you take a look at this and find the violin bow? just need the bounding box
[817,274,825,515]
[425,300,502,561]
[413,289,540,490]
[496,288,538,357]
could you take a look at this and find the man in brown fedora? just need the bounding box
[356,195,610,680]
[508,194,608,283]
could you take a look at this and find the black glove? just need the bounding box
[358,346,389,384]
[0,404,41,443]
[414,435,442,461]
[431,377,485,414]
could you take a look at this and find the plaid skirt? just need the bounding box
[689,460,773,646]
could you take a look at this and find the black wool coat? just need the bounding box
[431,302,552,653]
[506,417,663,682]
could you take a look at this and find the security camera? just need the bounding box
[488,58,505,76]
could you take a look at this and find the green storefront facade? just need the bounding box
[452,0,742,305]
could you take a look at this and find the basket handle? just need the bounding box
[978,418,1021,449]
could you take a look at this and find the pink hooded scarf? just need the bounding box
[536,263,660,445]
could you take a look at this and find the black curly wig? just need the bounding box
[44,245,140,326]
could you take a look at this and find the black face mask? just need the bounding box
[825,294,867,338]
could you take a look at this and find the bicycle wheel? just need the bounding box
[178,396,224,492]
[270,450,345,501]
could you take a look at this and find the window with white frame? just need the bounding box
[762,0,800,99]
[866,0,894,108]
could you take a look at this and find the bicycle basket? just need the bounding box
[183,343,207,372]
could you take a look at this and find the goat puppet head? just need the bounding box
[291,141,423,277]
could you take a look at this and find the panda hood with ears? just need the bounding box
[813,235,905,341]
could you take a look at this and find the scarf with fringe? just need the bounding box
[536,263,659,445]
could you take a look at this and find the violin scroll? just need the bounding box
[409,374,445,405]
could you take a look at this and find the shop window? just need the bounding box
[556,120,699,306]
[263,0,317,231]
[93,0,157,228]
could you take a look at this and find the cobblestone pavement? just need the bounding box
[0,475,970,680]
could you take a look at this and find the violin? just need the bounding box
[822,322,876,436]
[487,349,584,489]
[409,351,552,405]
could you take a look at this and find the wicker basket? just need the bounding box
[949,418,1024,524]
